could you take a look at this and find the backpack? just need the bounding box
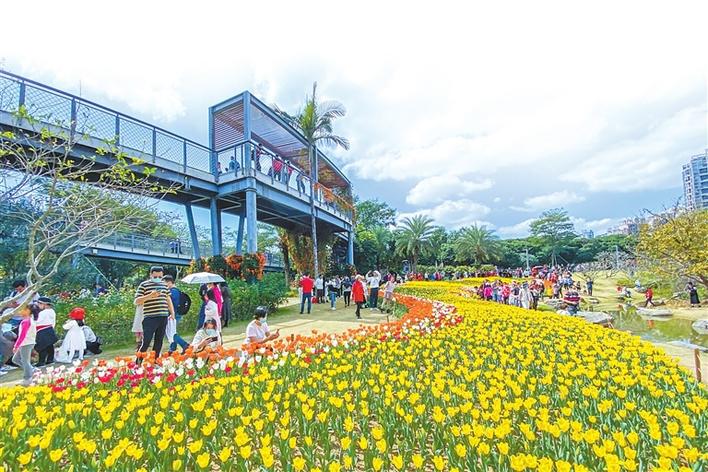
[177,290,192,316]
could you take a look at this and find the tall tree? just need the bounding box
[395,215,436,274]
[637,208,708,290]
[355,198,397,230]
[529,208,576,265]
[0,107,173,320]
[454,225,501,265]
[279,83,349,279]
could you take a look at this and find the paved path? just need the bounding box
[0,299,393,387]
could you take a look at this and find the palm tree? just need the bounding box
[395,215,436,273]
[454,224,501,265]
[279,83,349,279]
[371,225,392,269]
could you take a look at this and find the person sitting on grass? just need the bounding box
[56,307,87,363]
[243,306,279,346]
[191,319,222,352]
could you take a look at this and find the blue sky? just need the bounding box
[2,0,706,238]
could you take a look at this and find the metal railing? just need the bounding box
[216,141,353,221]
[93,233,194,258]
[91,233,284,267]
[0,70,213,177]
[0,70,353,223]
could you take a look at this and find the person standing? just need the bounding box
[352,275,366,320]
[34,296,58,367]
[299,273,314,314]
[220,282,232,328]
[520,283,532,310]
[366,270,381,310]
[134,266,175,362]
[2,280,39,327]
[341,276,352,307]
[586,279,594,296]
[686,282,701,307]
[209,282,223,319]
[163,275,190,354]
[203,289,221,331]
[315,275,324,304]
[12,304,36,386]
[296,172,306,194]
[379,275,396,313]
[196,284,208,330]
[327,276,339,311]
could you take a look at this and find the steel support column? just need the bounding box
[236,210,245,256]
[185,203,201,260]
[347,231,354,265]
[246,189,258,253]
[210,197,222,256]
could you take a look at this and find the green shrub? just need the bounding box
[53,283,199,347]
[50,275,287,347]
[229,273,288,321]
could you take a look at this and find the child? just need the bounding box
[68,307,102,355]
[12,304,36,386]
[132,300,143,350]
[56,307,87,363]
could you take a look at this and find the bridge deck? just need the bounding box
[0,70,355,263]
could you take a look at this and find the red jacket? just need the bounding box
[352,280,366,303]
[300,277,314,294]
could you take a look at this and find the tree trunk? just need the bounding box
[281,236,291,288]
[310,144,319,279]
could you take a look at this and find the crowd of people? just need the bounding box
[296,270,398,320]
[1,280,103,385]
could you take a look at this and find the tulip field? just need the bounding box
[0,281,706,471]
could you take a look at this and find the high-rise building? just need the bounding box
[683,150,708,210]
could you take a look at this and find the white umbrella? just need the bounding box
[181,272,225,284]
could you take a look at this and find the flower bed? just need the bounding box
[0,285,706,471]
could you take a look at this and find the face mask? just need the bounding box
[205,329,217,336]
[151,277,162,283]
[262,315,267,322]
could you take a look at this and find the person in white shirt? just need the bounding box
[34,296,58,366]
[314,276,324,304]
[243,306,279,346]
[203,289,221,332]
[366,270,382,310]
[380,274,397,313]
[56,308,87,363]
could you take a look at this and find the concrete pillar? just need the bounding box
[209,197,222,256]
[185,202,201,260]
[347,231,354,265]
[236,211,245,256]
[246,189,258,253]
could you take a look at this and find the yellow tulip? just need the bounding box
[196,452,210,469]
[49,448,63,462]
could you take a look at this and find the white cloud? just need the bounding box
[406,175,493,205]
[398,199,492,230]
[498,219,536,238]
[0,0,706,233]
[571,217,622,235]
[559,105,707,192]
[493,197,502,203]
[497,215,623,238]
[511,191,586,212]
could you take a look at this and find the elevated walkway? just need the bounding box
[80,234,284,271]
[0,70,354,264]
